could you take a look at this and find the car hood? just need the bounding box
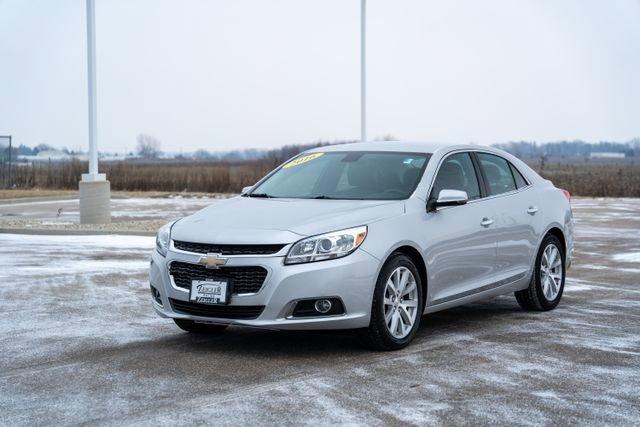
[171,196,404,244]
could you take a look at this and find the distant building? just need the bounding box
[589,152,625,159]
[18,150,88,162]
[35,149,70,161]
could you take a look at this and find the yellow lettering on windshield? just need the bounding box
[282,152,324,169]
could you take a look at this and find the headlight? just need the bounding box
[284,226,367,265]
[156,222,174,256]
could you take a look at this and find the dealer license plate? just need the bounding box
[190,279,229,305]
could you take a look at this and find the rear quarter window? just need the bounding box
[509,163,529,189]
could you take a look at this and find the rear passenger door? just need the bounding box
[476,153,539,281]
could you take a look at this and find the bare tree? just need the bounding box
[193,149,212,160]
[136,134,161,159]
[539,154,547,172]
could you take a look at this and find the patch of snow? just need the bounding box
[613,252,640,263]
[563,283,594,292]
[0,198,80,207]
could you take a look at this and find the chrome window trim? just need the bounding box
[475,151,532,195]
[425,148,533,207]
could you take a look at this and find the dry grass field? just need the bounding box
[6,159,276,193]
[522,157,640,198]
[3,156,639,197]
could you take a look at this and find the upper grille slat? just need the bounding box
[173,240,285,256]
[169,261,267,294]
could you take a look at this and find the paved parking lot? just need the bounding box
[0,198,639,425]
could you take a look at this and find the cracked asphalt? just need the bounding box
[0,198,638,425]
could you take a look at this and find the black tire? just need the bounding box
[173,318,228,334]
[358,253,424,351]
[515,234,565,311]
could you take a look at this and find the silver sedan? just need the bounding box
[150,142,573,350]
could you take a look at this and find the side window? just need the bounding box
[477,153,517,195]
[431,153,481,200]
[509,163,529,189]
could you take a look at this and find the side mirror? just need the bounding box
[427,189,468,212]
[241,186,253,195]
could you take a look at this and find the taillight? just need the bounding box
[560,189,571,201]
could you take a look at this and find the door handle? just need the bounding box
[527,206,539,215]
[480,217,494,227]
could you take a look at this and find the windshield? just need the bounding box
[247,151,431,200]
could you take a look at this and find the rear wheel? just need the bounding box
[358,253,424,350]
[173,318,228,334]
[515,234,565,311]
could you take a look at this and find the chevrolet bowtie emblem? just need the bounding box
[198,253,228,269]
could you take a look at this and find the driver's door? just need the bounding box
[423,152,499,306]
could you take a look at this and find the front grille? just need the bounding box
[169,261,268,294]
[169,298,264,319]
[173,240,285,256]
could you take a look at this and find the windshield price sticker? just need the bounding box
[283,152,324,169]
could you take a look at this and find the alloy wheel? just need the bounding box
[383,266,419,339]
[540,243,563,301]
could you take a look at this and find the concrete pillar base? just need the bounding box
[79,179,111,224]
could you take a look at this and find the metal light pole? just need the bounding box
[86,0,99,178]
[360,0,367,143]
[79,0,111,224]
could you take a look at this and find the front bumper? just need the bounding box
[149,247,380,330]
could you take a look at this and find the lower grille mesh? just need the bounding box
[169,299,264,319]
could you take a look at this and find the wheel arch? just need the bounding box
[527,223,567,277]
[385,243,428,309]
[546,226,566,254]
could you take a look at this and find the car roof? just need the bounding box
[305,141,493,155]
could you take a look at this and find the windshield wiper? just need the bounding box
[312,195,335,199]
[245,193,274,198]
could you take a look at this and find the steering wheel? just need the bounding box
[383,189,405,196]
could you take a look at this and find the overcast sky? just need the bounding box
[1,0,639,153]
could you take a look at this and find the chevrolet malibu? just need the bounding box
[149,142,573,350]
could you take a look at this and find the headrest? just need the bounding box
[347,161,379,189]
[483,163,501,184]
[436,162,465,191]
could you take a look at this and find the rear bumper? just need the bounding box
[149,247,380,330]
[566,211,575,269]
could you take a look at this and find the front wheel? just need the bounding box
[173,318,228,334]
[358,253,424,350]
[515,234,565,311]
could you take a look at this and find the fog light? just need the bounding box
[291,298,345,317]
[150,285,162,306]
[314,299,332,313]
